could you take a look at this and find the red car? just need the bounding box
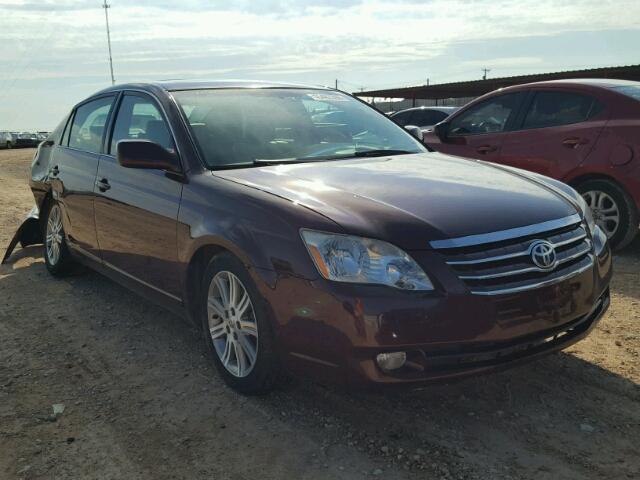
[423,79,640,249]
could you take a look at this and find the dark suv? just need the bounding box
[423,79,640,250]
[5,81,611,394]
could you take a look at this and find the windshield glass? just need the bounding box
[608,85,640,101]
[172,88,425,169]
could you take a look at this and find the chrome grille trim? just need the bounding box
[457,241,592,280]
[446,231,587,266]
[437,217,594,296]
[469,257,594,296]
[430,213,581,249]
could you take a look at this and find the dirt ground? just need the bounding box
[0,148,638,480]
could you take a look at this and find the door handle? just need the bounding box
[50,165,59,177]
[476,145,497,154]
[96,178,111,192]
[562,137,589,149]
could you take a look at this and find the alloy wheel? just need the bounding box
[582,190,620,238]
[207,271,259,378]
[46,204,63,265]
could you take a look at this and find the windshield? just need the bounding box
[608,85,640,101]
[172,88,425,169]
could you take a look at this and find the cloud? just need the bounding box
[0,0,638,129]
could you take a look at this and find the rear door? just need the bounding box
[432,92,526,162]
[93,92,184,299]
[499,89,608,177]
[51,95,116,259]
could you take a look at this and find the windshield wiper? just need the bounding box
[352,149,415,157]
[253,149,416,166]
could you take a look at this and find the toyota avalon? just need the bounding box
[3,81,612,394]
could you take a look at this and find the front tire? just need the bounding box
[43,202,76,276]
[200,252,280,394]
[577,179,638,250]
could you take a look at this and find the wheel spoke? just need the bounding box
[238,334,257,365]
[228,274,238,307]
[236,292,251,318]
[220,339,232,366]
[215,274,230,307]
[209,322,226,340]
[239,320,258,337]
[207,297,226,318]
[234,342,247,376]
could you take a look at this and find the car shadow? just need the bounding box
[1,246,638,479]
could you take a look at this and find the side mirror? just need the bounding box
[433,121,450,142]
[116,140,181,172]
[404,125,423,142]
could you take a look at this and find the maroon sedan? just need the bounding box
[423,79,640,250]
[4,81,611,394]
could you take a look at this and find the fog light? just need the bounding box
[376,352,407,371]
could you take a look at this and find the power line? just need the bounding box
[102,0,115,85]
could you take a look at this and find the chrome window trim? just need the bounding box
[430,213,581,249]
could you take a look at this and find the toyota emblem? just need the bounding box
[530,240,557,270]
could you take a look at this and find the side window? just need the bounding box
[391,111,413,126]
[412,110,448,127]
[68,96,114,153]
[110,94,174,154]
[522,91,596,129]
[449,93,523,136]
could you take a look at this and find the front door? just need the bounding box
[425,92,525,163]
[93,93,184,299]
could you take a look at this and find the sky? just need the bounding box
[0,0,638,130]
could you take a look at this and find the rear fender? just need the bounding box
[1,206,42,264]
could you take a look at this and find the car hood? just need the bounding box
[215,153,577,250]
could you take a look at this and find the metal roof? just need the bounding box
[355,65,640,100]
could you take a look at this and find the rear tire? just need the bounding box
[576,179,638,250]
[200,252,280,395]
[43,201,76,276]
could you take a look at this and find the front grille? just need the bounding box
[435,218,594,295]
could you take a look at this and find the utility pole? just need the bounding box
[335,79,338,90]
[103,0,115,85]
[481,68,491,80]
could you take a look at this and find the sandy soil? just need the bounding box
[0,148,638,480]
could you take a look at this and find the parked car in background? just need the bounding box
[0,131,13,149]
[15,132,40,148]
[37,132,51,141]
[423,79,640,250]
[4,81,611,394]
[391,106,459,129]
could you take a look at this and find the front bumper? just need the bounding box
[256,230,612,387]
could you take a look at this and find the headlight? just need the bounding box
[576,194,597,235]
[300,230,434,291]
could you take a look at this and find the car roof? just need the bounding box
[393,106,458,114]
[502,78,639,91]
[93,79,332,96]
